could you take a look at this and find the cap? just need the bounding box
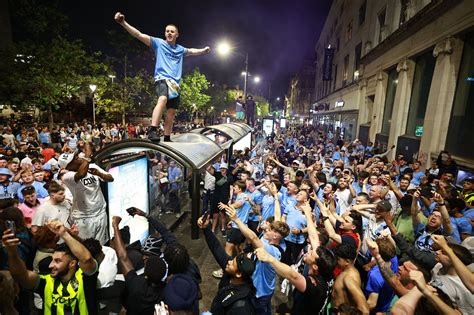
[376,200,392,212]
[142,236,163,256]
[163,274,198,311]
[58,153,75,169]
[219,163,228,169]
[236,252,256,280]
[0,168,12,177]
[463,176,474,184]
[292,160,301,165]
[461,236,474,256]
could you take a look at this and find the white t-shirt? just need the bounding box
[335,188,351,215]
[360,212,390,257]
[98,246,118,288]
[62,164,107,218]
[32,200,71,227]
[430,263,474,314]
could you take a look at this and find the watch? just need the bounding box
[322,216,329,221]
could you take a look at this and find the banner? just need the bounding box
[323,48,335,81]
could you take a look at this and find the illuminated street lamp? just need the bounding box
[89,84,97,125]
[108,74,116,84]
[254,76,261,83]
[217,40,249,98]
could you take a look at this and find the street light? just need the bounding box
[217,40,249,98]
[108,74,116,84]
[254,76,261,83]
[89,84,97,125]
[276,97,280,101]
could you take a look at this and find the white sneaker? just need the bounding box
[212,269,223,279]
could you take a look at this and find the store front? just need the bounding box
[313,109,359,141]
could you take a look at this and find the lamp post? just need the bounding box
[217,41,249,98]
[108,74,116,84]
[89,84,97,125]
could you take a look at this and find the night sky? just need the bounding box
[59,0,331,101]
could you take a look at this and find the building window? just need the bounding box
[346,20,353,42]
[354,42,362,80]
[446,32,474,159]
[377,8,387,43]
[405,50,436,137]
[333,64,338,91]
[359,0,367,26]
[336,37,340,52]
[399,0,409,25]
[343,55,349,85]
[381,68,399,134]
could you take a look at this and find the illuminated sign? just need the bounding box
[335,100,344,108]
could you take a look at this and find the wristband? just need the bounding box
[438,203,445,206]
[322,216,329,221]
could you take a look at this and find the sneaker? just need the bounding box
[165,210,173,214]
[147,129,161,142]
[212,269,223,279]
[175,213,181,218]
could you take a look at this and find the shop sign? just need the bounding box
[335,100,344,108]
[415,126,423,137]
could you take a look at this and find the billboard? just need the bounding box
[107,157,149,244]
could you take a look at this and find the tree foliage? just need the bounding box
[179,68,211,114]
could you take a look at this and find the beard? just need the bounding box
[51,266,70,279]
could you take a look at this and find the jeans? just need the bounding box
[252,294,273,315]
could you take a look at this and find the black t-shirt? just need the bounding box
[123,271,164,315]
[292,274,332,315]
[213,173,233,203]
[35,267,99,315]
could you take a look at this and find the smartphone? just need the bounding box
[5,220,16,235]
[126,207,136,216]
[67,217,75,227]
[201,209,211,220]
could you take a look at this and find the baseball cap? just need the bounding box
[58,153,75,169]
[376,200,392,212]
[236,252,256,280]
[219,163,228,169]
[142,236,163,256]
[0,168,12,177]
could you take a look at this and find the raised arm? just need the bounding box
[366,238,409,296]
[268,182,282,221]
[114,12,151,47]
[432,235,474,293]
[186,47,211,56]
[255,247,307,292]
[302,202,320,248]
[411,191,422,227]
[110,216,135,277]
[222,204,263,248]
[48,220,97,274]
[3,229,39,289]
[433,193,453,235]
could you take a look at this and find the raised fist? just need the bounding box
[114,12,125,24]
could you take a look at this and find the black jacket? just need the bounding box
[203,226,256,314]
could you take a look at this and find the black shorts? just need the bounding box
[227,228,245,245]
[154,80,180,109]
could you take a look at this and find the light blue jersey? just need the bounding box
[252,241,281,298]
[151,37,188,83]
[231,193,252,228]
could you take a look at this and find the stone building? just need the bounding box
[311,0,474,170]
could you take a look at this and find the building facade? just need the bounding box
[285,59,316,120]
[312,0,474,170]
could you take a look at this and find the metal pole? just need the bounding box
[92,93,96,126]
[243,53,248,98]
[191,170,201,239]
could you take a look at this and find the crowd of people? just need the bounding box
[0,121,473,315]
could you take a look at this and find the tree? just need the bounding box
[179,68,211,118]
[0,37,109,129]
[254,95,270,117]
[95,70,154,123]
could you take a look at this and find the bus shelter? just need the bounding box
[94,134,225,240]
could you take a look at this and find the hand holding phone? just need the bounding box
[5,220,16,235]
[126,207,136,216]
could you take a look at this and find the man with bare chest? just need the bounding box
[332,243,370,314]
